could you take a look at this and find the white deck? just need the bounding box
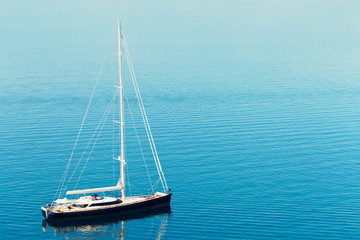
[50,193,166,213]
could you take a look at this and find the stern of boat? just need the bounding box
[42,206,55,219]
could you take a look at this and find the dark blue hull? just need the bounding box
[43,203,171,230]
[42,194,172,219]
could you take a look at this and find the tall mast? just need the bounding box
[117,21,125,201]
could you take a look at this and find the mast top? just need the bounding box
[117,20,122,36]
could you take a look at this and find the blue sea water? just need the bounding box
[2,0,360,239]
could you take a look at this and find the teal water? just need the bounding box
[2,0,360,239]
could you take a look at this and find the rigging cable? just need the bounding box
[125,96,154,194]
[73,94,116,191]
[53,27,116,201]
[63,94,116,194]
[122,35,168,192]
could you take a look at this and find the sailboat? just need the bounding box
[42,205,171,236]
[41,22,172,219]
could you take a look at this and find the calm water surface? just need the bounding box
[1,0,360,239]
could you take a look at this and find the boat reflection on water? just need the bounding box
[42,204,171,238]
